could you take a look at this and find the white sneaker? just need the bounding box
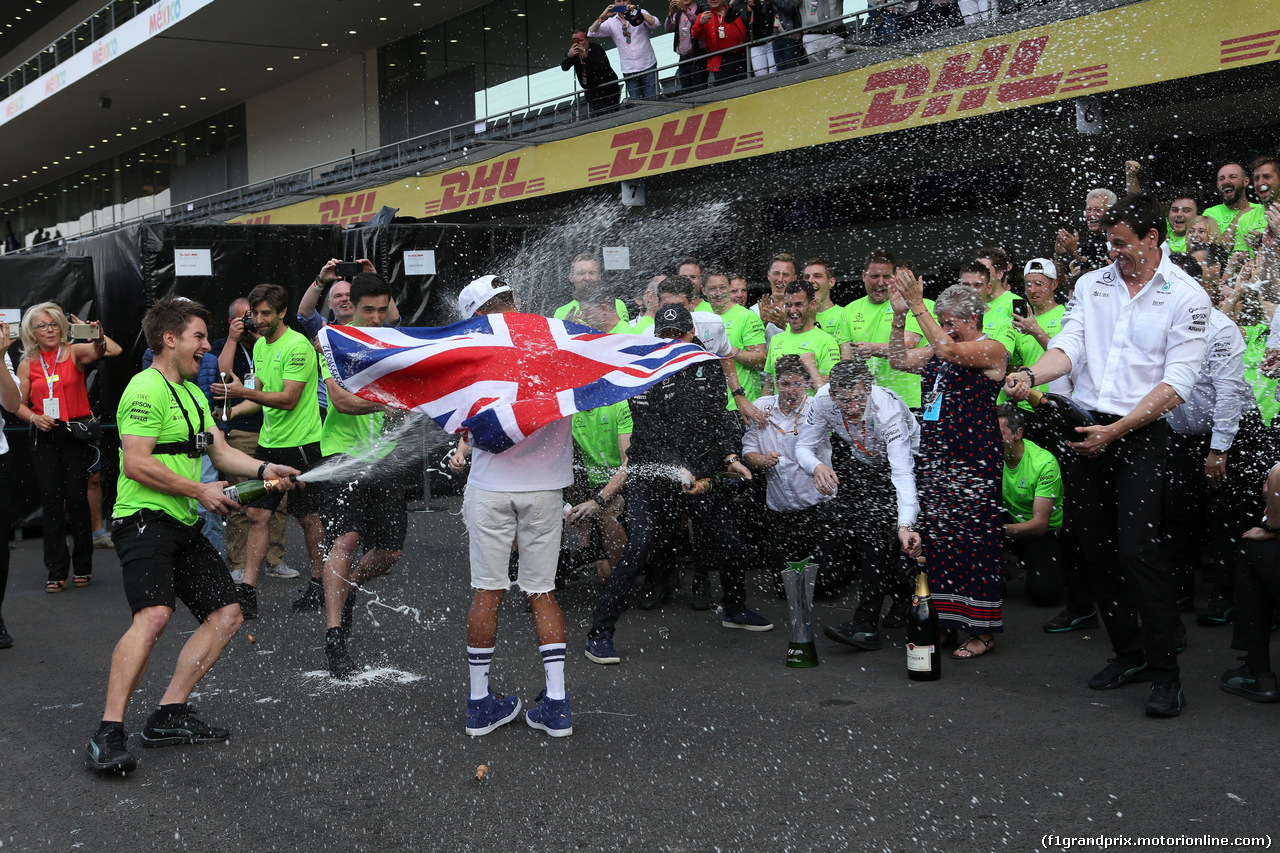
[230,569,245,583]
[92,531,114,549]
[264,562,300,579]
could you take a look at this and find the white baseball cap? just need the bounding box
[1022,258,1058,279]
[457,275,512,319]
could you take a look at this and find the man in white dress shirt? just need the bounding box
[1006,194,1211,718]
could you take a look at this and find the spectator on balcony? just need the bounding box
[732,0,778,76]
[771,0,806,70]
[562,31,621,117]
[589,4,662,100]
[665,0,710,93]
[692,0,748,85]
[799,0,843,62]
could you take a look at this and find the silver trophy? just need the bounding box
[783,557,818,668]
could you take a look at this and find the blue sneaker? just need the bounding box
[525,689,573,737]
[465,691,522,737]
[722,605,774,632]
[584,632,621,664]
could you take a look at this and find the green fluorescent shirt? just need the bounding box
[115,369,211,526]
[571,401,633,489]
[718,303,767,404]
[1243,322,1280,427]
[1034,304,1066,343]
[815,304,844,335]
[554,299,631,322]
[630,316,654,334]
[1203,203,1267,253]
[693,300,715,314]
[837,296,932,407]
[765,326,840,395]
[984,293,1040,408]
[253,327,322,449]
[1166,230,1188,253]
[319,360,391,459]
[1003,439,1064,530]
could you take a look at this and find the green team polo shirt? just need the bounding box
[630,316,654,334]
[554,299,631,322]
[718,303,767,403]
[115,368,213,526]
[1203,203,1267,253]
[693,300,714,314]
[1003,439,1064,530]
[765,326,840,394]
[1166,231,1188,253]
[1243,322,1280,427]
[815,304,844,335]
[571,400,633,489]
[319,360,391,459]
[1034,303,1066,342]
[983,292,1042,408]
[253,327,322,449]
[837,296,933,407]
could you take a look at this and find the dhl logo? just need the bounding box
[587,108,763,182]
[241,215,271,225]
[319,192,376,226]
[828,36,1108,133]
[1220,29,1280,63]
[423,158,544,216]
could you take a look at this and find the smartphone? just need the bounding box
[612,4,626,12]
[0,308,18,339]
[70,323,102,341]
[1011,298,1029,319]
[6,322,17,338]
[335,261,363,280]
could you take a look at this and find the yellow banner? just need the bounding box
[231,0,1278,226]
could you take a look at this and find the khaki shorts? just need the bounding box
[463,485,564,595]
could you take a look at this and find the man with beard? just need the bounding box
[762,280,839,396]
[837,249,930,408]
[1204,162,1267,254]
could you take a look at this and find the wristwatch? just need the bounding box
[593,493,607,507]
[731,388,746,397]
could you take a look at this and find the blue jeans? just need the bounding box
[773,38,806,71]
[197,454,226,558]
[624,65,659,99]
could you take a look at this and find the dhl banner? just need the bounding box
[230,0,1278,227]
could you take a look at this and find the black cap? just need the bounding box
[654,304,694,335]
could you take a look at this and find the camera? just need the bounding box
[241,311,258,336]
[191,430,213,458]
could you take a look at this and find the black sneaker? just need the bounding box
[237,582,258,621]
[880,599,909,630]
[140,705,230,747]
[1175,595,1194,613]
[1145,681,1185,717]
[84,725,136,773]
[1219,665,1280,703]
[690,575,711,611]
[339,592,356,640]
[1042,608,1098,633]
[823,620,882,650]
[1088,659,1150,690]
[637,579,673,611]
[0,618,12,650]
[1196,594,1235,626]
[326,628,356,679]
[291,577,324,613]
[1175,623,1187,654]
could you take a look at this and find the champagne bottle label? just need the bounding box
[907,643,935,672]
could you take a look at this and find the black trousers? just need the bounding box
[0,455,11,612]
[1003,526,1081,608]
[765,502,855,600]
[1062,419,1181,683]
[590,477,748,638]
[31,428,95,581]
[675,54,708,92]
[1231,538,1280,674]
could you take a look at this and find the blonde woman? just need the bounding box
[1186,215,1224,248]
[15,303,120,592]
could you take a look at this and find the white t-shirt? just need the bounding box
[467,417,574,493]
[594,13,658,74]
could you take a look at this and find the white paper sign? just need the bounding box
[603,246,631,271]
[175,249,212,277]
[404,250,437,276]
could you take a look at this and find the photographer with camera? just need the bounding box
[562,30,621,117]
[212,284,325,620]
[84,297,299,775]
[588,4,661,100]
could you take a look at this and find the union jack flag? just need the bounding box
[318,314,718,453]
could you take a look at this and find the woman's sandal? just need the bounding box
[951,635,994,660]
[46,580,66,594]
[73,574,92,588]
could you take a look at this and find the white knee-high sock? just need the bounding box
[539,643,567,700]
[468,646,494,700]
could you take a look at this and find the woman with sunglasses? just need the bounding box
[15,302,120,592]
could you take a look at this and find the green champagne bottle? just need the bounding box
[224,476,296,504]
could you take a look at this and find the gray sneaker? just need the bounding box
[264,562,300,579]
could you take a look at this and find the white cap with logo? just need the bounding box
[1022,258,1058,280]
[457,274,512,319]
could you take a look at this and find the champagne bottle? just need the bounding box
[1026,388,1097,445]
[906,563,941,682]
[224,475,297,504]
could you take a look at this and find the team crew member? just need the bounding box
[585,305,768,665]
[1006,193,1211,718]
[316,275,408,678]
[213,284,325,619]
[801,258,845,333]
[795,361,922,651]
[554,252,631,323]
[452,275,575,738]
[84,298,298,774]
[704,267,768,402]
[763,280,839,395]
[837,250,931,408]
[1009,259,1066,354]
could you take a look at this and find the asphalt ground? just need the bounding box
[0,497,1276,853]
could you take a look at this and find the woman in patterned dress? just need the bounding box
[887,274,1007,659]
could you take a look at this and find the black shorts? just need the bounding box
[319,466,408,552]
[112,510,236,621]
[250,442,323,516]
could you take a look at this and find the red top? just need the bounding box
[691,11,746,73]
[28,347,92,420]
